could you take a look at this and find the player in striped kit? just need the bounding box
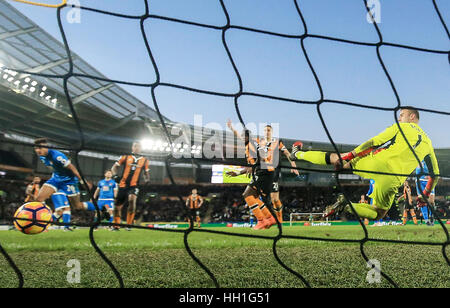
[25,176,41,203]
[399,181,417,225]
[111,141,150,231]
[186,189,204,228]
[226,120,276,230]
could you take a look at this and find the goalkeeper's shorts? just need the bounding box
[351,155,402,211]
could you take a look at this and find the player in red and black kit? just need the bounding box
[111,141,150,231]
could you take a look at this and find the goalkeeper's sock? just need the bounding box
[345,203,378,220]
[295,151,331,165]
[421,206,429,222]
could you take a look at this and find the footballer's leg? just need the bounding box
[402,207,408,225]
[290,148,349,168]
[257,173,277,229]
[325,164,394,221]
[428,193,435,226]
[196,210,201,228]
[242,185,272,230]
[113,204,123,230]
[68,193,94,211]
[106,201,114,225]
[345,178,393,220]
[36,183,57,203]
[271,190,283,223]
[126,188,138,230]
[51,192,72,230]
[325,195,388,220]
[409,209,418,225]
[113,187,128,230]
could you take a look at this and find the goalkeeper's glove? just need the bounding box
[341,152,355,162]
[341,148,374,162]
[113,175,120,183]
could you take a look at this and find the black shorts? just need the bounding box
[273,167,281,183]
[189,208,200,217]
[116,186,139,205]
[272,181,280,193]
[272,168,281,193]
[403,200,414,210]
[249,171,274,200]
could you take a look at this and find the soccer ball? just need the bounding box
[13,202,53,235]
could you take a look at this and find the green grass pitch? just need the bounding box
[0,225,449,288]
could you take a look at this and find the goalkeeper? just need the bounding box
[290,108,439,221]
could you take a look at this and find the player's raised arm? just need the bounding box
[111,155,126,177]
[227,119,241,139]
[422,149,440,197]
[350,124,399,159]
[144,159,150,184]
[185,195,190,207]
[25,184,33,199]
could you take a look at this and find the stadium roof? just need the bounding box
[0,1,175,154]
[0,2,349,158]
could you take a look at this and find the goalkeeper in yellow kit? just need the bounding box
[290,108,440,221]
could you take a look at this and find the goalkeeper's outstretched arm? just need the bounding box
[422,150,440,197]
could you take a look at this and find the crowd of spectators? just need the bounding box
[1,179,450,224]
[0,179,27,224]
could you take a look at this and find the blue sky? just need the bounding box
[8,0,450,148]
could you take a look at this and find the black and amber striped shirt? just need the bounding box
[251,137,286,173]
[25,183,40,202]
[115,155,150,188]
[187,194,203,209]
